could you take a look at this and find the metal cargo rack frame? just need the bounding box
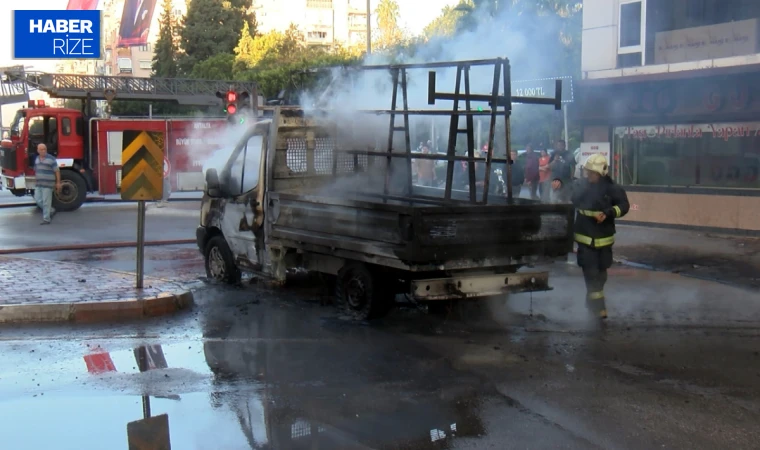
[315,57,563,205]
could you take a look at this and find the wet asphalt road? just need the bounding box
[2,201,760,449]
[0,199,197,250]
[1,262,760,449]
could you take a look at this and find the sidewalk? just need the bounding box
[0,256,193,324]
[613,225,760,290]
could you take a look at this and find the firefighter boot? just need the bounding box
[583,270,608,320]
[586,291,608,319]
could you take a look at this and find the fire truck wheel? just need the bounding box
[204,236,241,285]
[335,263,394,321]
[54,171,87,212]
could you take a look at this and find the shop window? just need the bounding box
[614,123,760,189]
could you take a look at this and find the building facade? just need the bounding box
[577,0,760,233]
[254,0,368,48]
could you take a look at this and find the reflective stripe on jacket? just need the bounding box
[571,176,630,247]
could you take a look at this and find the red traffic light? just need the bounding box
[227,104,237,115]
[226,91,237,103]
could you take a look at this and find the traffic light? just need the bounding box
[225,90,237,115]
[216,90,252,124]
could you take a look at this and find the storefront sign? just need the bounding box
[617,123,760,141]
[579,142,611,170]
[654,19,760,64]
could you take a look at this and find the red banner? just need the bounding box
[117,0,159,47]
[66,0,99,9]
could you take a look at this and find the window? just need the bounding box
[227,135,264,196]
[139,44,149,52]
[307,31,327,40]
[613,123,760,189]
[139,60,152,70]
[28,117,45,137]
[618,0,646,67]
[62,117,72,136]
[307,0,332,8]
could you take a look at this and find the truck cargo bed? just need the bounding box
[267,190,574,266]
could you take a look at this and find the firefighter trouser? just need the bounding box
[576,244,613,318]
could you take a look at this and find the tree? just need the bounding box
[152,0,180,78]
[374,0,404,50]
[423,0,472,40]
[179,0,252,75]
[191,53,235,80]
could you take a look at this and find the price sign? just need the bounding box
[513,76,574,104]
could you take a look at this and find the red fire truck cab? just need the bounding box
[0,100,227,211]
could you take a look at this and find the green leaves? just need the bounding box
[152,0,179,78]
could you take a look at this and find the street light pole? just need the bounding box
[366,0,372,55]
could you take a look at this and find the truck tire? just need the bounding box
[335,263,393,320]
[204,235,241,285]
[54,170,87,212]
[10,189,27,197]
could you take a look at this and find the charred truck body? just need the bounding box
[197,58,575,319]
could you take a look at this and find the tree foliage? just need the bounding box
[232,24,361,98]
[190,53,235,80]
[423,0,472,40]
[152,0,180,78]
[374,0,404,50]
[179,0,252,75]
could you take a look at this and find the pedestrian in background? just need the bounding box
[415,145,436,187]
[570,154,629,321]
[538,148,552,202]
[509,149,525,197]
[523,144,540,200]
[33,143,61,225]
[550,139,574,203]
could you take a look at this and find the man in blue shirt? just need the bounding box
[33,143,61,225]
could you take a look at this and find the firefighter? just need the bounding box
[568,154,629,319]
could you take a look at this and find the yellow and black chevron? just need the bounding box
[121,130,164,201]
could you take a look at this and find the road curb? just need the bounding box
[0,291,194,324]
[0,239,196,255]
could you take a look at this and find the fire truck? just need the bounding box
[0,67,257,211]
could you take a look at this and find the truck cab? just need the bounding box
[1,100,92,211]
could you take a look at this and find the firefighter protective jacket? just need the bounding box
[571,176,630,248]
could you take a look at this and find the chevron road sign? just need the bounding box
[121,131,165,201]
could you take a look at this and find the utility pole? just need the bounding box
[366,0,372,55]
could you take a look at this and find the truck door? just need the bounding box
[26,116,58,167]
[219,132,266,268]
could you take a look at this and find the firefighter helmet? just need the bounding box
[584,153,609,176]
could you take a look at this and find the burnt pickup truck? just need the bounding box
[196,58,574,319]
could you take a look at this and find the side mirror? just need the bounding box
[205,168,222,197]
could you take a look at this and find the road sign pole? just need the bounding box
[563,104,569,144]
[136,200,146,289]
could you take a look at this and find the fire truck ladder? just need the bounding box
[0,66,32,105]
[0,66,257,106]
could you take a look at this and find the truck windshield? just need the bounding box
[9,110,25,138]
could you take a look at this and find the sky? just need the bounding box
[0,0,460,70]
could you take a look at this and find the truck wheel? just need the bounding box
[10,189,27,197]
[204,236,241,285]
[54,171,87,212]
[335,263,393,320]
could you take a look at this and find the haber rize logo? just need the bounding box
[13,10,101,59]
